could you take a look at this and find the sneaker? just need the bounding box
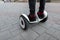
[28,14,36,21]
[37,12,44,19]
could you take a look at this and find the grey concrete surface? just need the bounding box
[0,3,60,40]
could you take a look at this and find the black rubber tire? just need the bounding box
[40,16,48,23]
[19,15,29,30]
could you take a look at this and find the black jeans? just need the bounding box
[28,0,45,15]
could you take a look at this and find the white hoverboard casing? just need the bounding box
[21,11,48,23]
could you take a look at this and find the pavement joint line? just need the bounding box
[39,24,48,30]
[37,22,60,40]
[38,24,60,40]
[31,26,47,36]
[55,23,60,26]
[16,31,25,40]
[0,20,19,31]
[0,21,18,29]
[9,29,19,36]
[39,23,59,31]
[46,23,60,32]
[45,32,59,40]
[19,29,39,40]
[51,26,60,32]
[0,30,13,40]
[7,33,25,40]
[34,35,40,40]
[54,22,60,27]
[5,29,14,40]
[34,32,46,40]
[30,30,40,40]
[8,28,25,40]
[31,28,47,40]
[18,32,25,40]
[31,28,40,36]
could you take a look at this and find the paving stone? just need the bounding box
[0,14,17,26]
[52,16,60,25]
[0,22,20,32]
[7,23,21,37]
[51,24,60,31]
[36,33,57,40]
[8,34,24,40]
[21,29,39,40]
[51,30,60,40]
[9,23,20,32]
[31,24,46,35]
[0,24,16,32]
[45,27,57,36]
[10,29,21,37]
[45,27,60,40]
[0,30,12,40]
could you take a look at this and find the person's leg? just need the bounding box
[37,0,45,19]
[28,0,36,15]
[39,0,45,12]
[28,0,36,21]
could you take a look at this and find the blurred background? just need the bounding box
[0,0,60,3]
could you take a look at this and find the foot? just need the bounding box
[37,12,44,19]
[28,14,36,21]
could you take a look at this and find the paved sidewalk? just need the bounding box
[0,3,60,40]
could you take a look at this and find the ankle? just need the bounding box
[29,14,36,18]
